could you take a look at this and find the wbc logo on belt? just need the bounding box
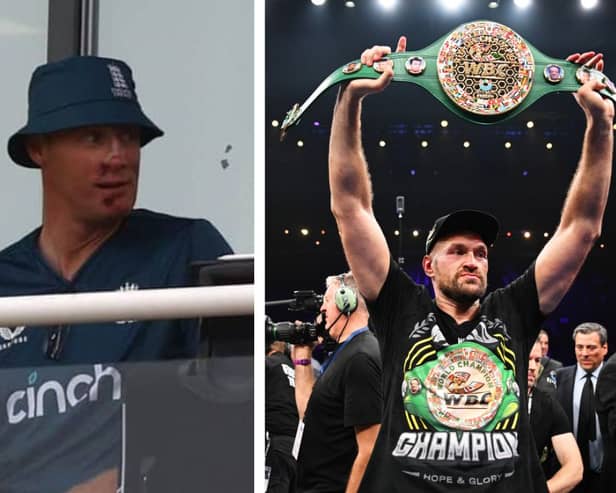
[437,21,535,116]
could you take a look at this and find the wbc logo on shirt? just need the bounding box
[425,347,502,430]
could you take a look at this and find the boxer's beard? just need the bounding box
[438,270,486,305]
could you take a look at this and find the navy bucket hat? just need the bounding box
[8,56,163,168]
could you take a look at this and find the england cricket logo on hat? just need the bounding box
[107,64,133,99]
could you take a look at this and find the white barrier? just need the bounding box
[0,284,253,326]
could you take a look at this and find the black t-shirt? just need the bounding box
[529,386,570,458]
[266,351,300,437]
[297,329,382,492]
[359,259,547,493]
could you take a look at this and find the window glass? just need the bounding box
[0,4,48,249]
[99,0,254,254]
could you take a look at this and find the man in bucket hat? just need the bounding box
[0,56,231,491]
[326,36,612,492]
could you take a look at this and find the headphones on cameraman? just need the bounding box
[334,274,358,315]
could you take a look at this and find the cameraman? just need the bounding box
[292,273,382,493]
[266,340,300,492]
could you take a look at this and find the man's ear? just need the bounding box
[422,254,434,279]
[24,134,46,167]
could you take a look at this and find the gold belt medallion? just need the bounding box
[437,21,535,116]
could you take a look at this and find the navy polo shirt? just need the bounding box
[0,208,232,492]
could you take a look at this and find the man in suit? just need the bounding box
[596,351,616,493]
[536,329,563,395]
[556,322,608,492]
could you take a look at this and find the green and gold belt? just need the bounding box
[281,20,616,139]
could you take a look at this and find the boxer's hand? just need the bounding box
[567,51,614,122]
[344,36,407,99]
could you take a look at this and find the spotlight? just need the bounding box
[543,232,549,238]
[311,0,327,6]
[581,0,598,9]
[345,1,356,7]
[379,140,387,148]
[463,141,471,148]
[284,229,289,235]
[320,229,326,235]
[600,243,605,248]
[412,230,419,237]
[297,140,304,148]
[523,231,531,239]
[506,231,512,238]
[505,142,512,149]
[440,120,449,128]
[300,228,309,236]
[488,0,500,8]
[315,240,321,246]
[440,0,465,11]
[513,0,532,8]
[378,0,397,10]
[526,121,534,128]
[546,142,553,150]
[421,140,429,148]
[394,230,400,236]
[271,120,280,127]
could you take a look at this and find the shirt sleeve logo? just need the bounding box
[0,326,28,352]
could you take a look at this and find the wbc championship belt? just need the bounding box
[280,20,616,139]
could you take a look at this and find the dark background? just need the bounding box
[266,0,615,365]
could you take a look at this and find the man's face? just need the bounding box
[28,125,141,225]
[410,379,420,393]
[579,70,591,84]
[574,332,607,372]
[538,333,549,357]
[528,343,542,389]
[548,66,560,79]
[320,283,345,340]
[423,232,488,305]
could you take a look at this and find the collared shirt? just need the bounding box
[573,362,604,471]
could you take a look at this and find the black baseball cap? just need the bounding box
[8,55,163,168]
[425,209,499,254]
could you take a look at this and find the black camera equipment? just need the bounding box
[266,288,326,344]
[265,290,323,312]
[265,316,325,345]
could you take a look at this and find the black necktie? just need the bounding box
[578,372,596,469]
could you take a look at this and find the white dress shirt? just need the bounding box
[572,362,604,472]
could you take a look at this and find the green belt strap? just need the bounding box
[280,20,616,139]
